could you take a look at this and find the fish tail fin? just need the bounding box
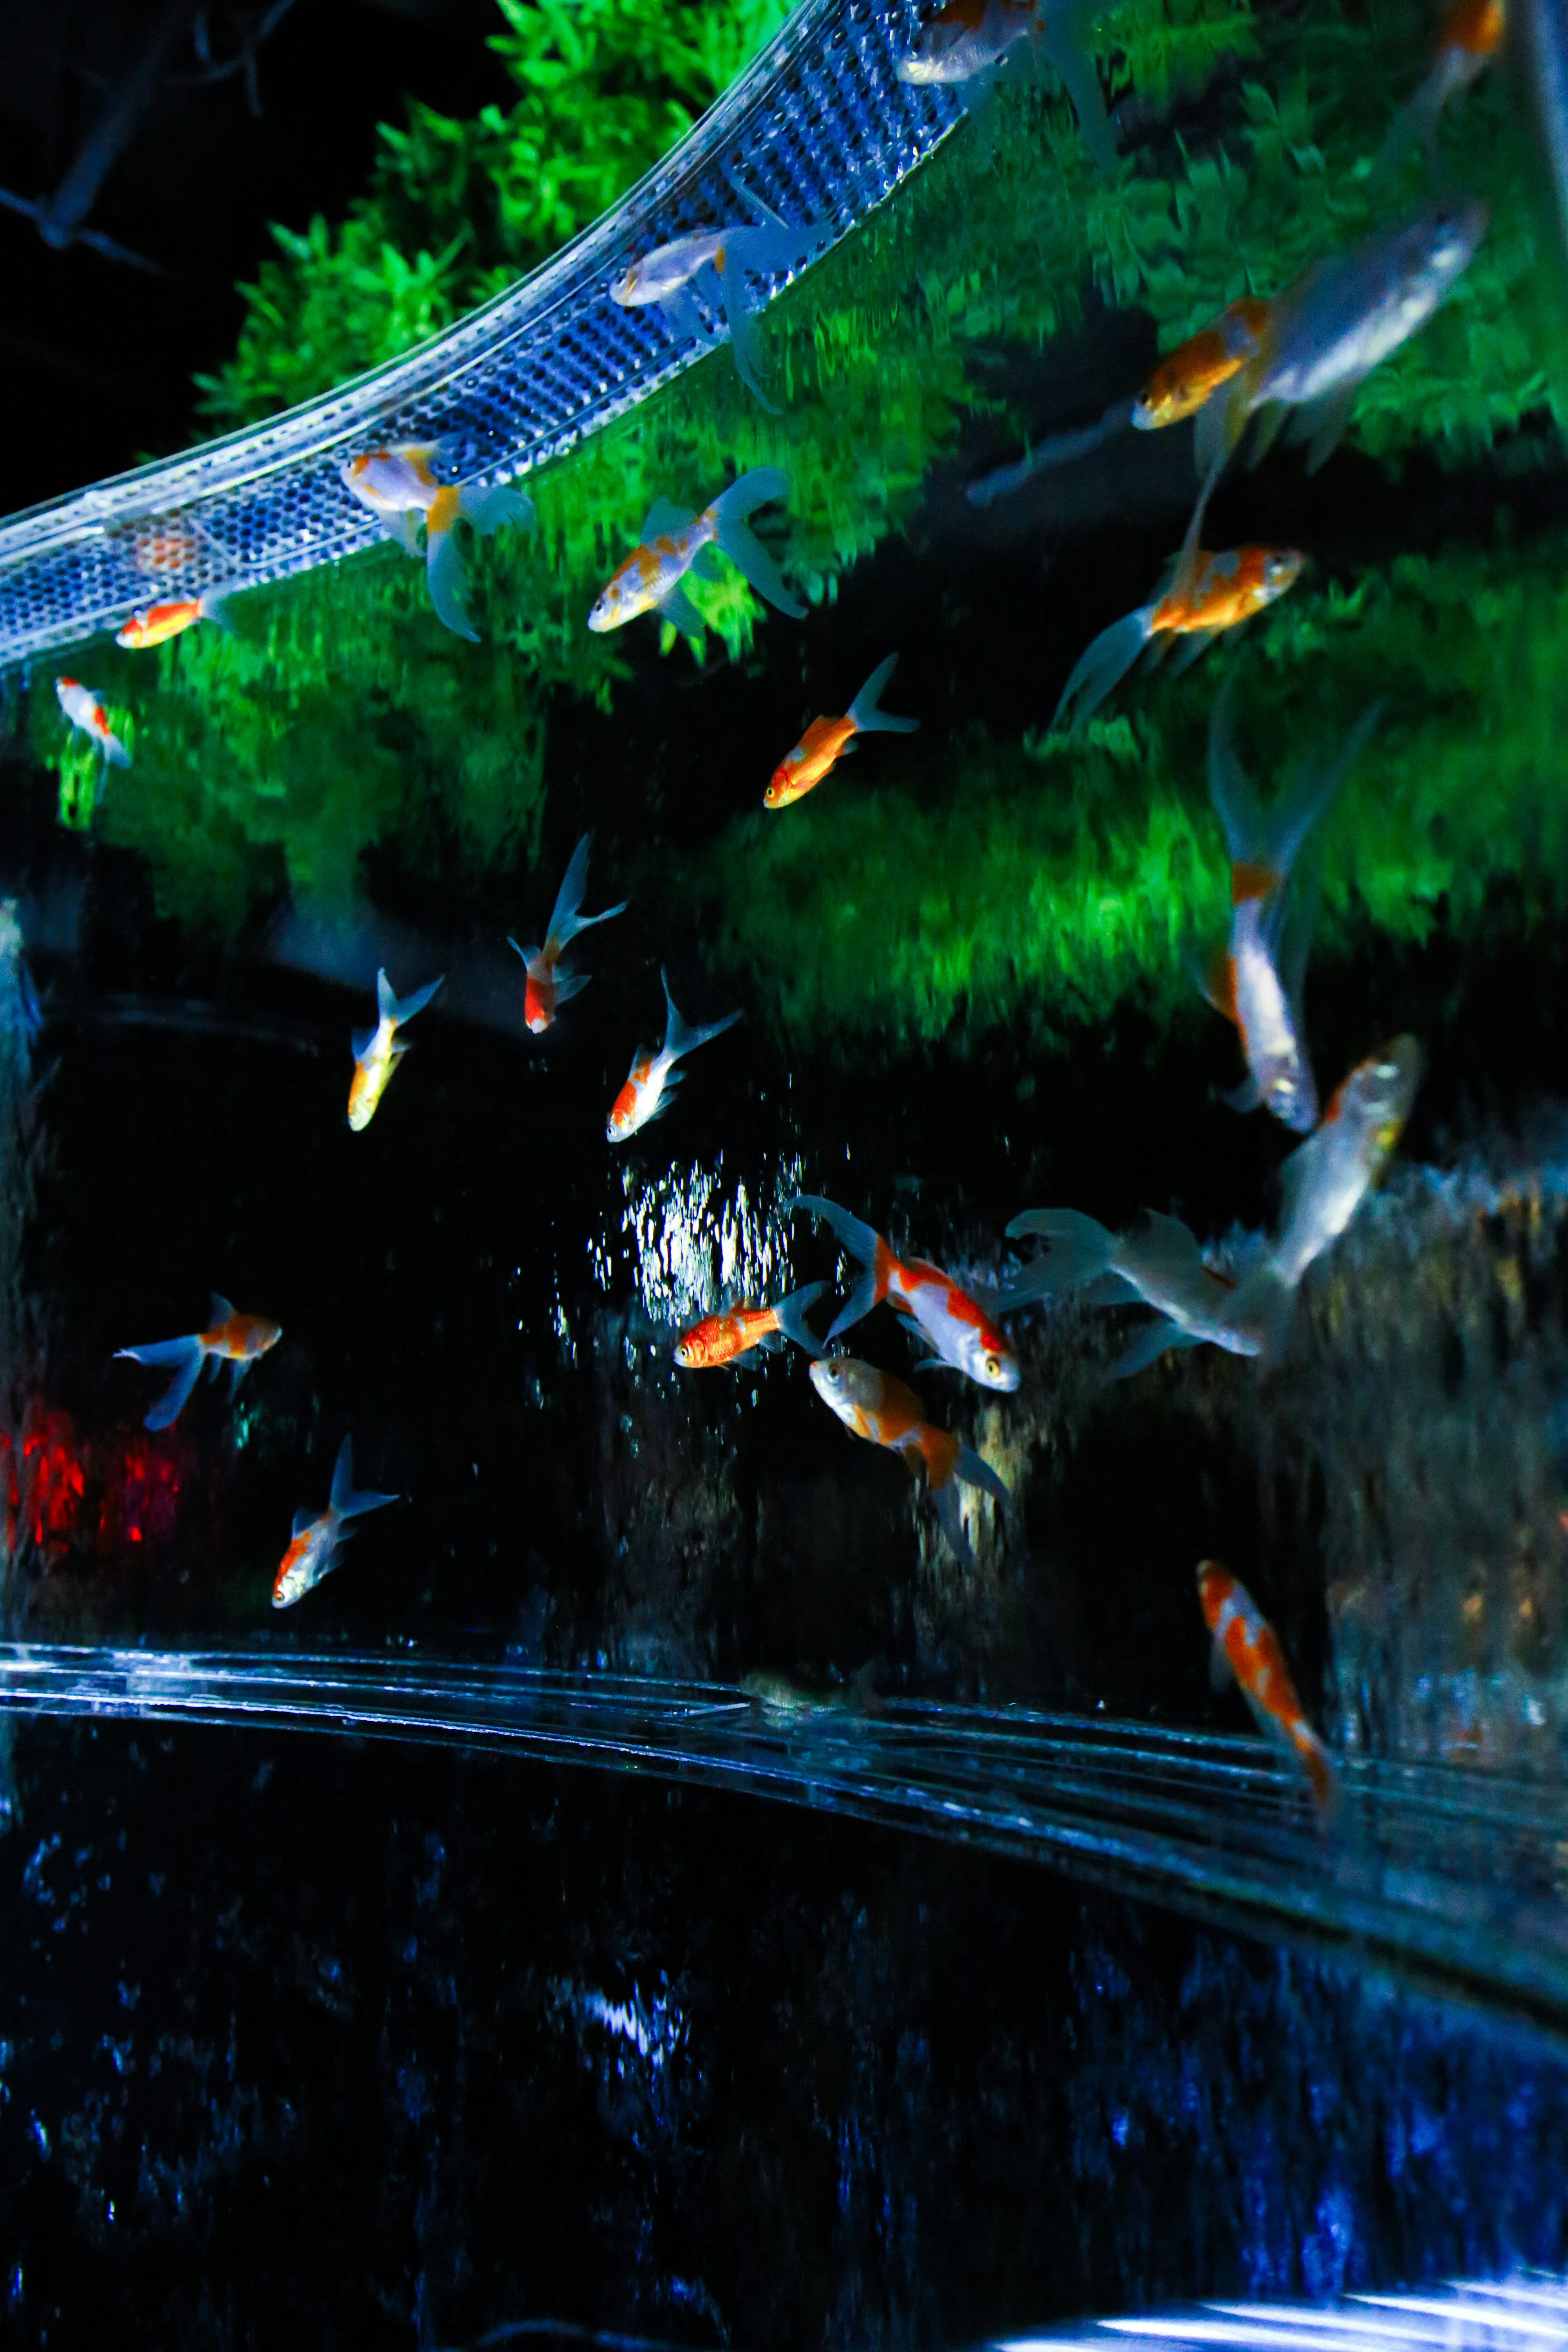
[1372,53,1458,178]
[659,969,740,1067]
[847,654,919,735]
[717,247,780,411]
[379,969,445,1027]
[1051,608,1154,732]
[1292,1722,1341,1822]
[426,526,480,641]
[771,1279,829,1357]
[952,1441,1013,1515]
[966,403,1136,507]
[709,468,804,618]
[198,589,236,631]
[116,1334,205,1430]
[1262,699,1385,884]
[1034,1,1117,173]
[458,482,535,538]
[1207,674,1271,867]
[547,835,628,950]
[1001,1207,1117,1301]
[788,1195,892,1336]
[104,730,131,770]
[329,1437,399,1522]
[1110,1318,1199,1381]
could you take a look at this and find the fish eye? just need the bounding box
[984,1353,1000,1377]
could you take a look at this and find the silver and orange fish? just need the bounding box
[791,1196,1020,1390]
[273,1437,396,1610]
[895,0,1115,169]
[1197,1559,1338,1815]
[348,967,444,1132]
[55,678,129,770]
[765,656,918,808]
[341,440,535,642]
[588,467,804,647]
[509,834,627,1036]
[607,971,739,1143]
[1378,0,1505,173]
[675,1282,827,1368]
[116,1294,282,1430]
[610,207,823,409]
[1053,546,1306,732]
[808,1355,1012,1563]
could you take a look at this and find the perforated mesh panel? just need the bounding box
[0,0,962,668]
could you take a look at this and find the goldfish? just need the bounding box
[1053,546,1305,733]
[808,1355,1012,1564]
[765,656,919,808]
[790,1195,1020,1390]
[607,971,740,1142]
[124,512,210,577]
[54,678,129,770]
[675,1281,827,1368]
[273,1437,396,1610]
[588,467,804,646]
[116,1294,282,1431]
[509,834,628,1035]
[340,440,535,643]
[896,0,1116,171]
[1197,1560,1339,1816]
[1001,1206,1267,1378]
[348,967,445,1131]
[1201,679,1382,1132]
[610,207,824,410]
[115,590,233,649]
[1377,0,1505,173]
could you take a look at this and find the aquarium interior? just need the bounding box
[4,0,1568,2338]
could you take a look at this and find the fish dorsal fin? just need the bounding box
[351,1025,375,1060]
[641,498,694,542]
[210,1293,235,1325]
[291,1509,315,1537]
[1210,1635,1234,1693]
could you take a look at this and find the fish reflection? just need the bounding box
[675,1281,827,1366]
[1054,546,1305,733]
[607,972,739,1143]
[791,1194,1020,1389]
[896,0,1116,172]
[54,678,129,771]
[765,655,918,808]
[509,834,627,1035]
[116,1294,281,1430]
[340,440,535,642]
[348,968,444,1132]
[1198,1558,1339,1815]
[610,208,823,410]
[808,1355,1012,1564]
[273,1437,396,1609]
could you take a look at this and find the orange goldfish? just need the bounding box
[1197,1559,1339,1816]
[55,678,129,769]
[791,1195,1019,1390]
[765,655,918,808]
[607,971,739,1143]
[341,440,534,642]
[1053,546,1305,732]
[509,834,627,1035]
[808,1355,1012,1564]
[675,1281,827,1368]
[588,468,803,645]
[115,590,233,649]
[273,1437,396,1610]
[116,1294,281,1430]
[348,968,444,1131]
[1133,298,1273,430]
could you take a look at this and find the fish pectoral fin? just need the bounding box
[656,583,708,648]
[909,1356,947,1374]
[351,1026,375,1060]
[1222,1075,1263,1115]
[204,1354,224,1382]
[1209,1636,1235,1694]
[687,545,723,582]
[1285,383,1357,476]
[291,1510,314,1537]
[1243,397,1289,472]
[210,1292,236,1323]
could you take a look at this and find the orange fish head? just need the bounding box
[1195,1558,1233,1625]
[1261,549,1307,598]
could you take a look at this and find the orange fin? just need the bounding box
[1230,859,1278,906]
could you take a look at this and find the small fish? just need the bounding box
[508,834,628,1035]
[1132,298,1274,430]
[792,1195,1020,1390]
[588,467,804,646]
[1053,546,1305,733]
[273,1437,397,1610]
[340,440,535,642]
[1262,1036,1424,1294]
[896,0,1115,169]
[124,512,211,577]
[54,678,129,769]
[808,1355,1012,1564]
[115,590,234,649]
[607,970,740,1143]
[1377,0,1505,173]
[765,656,919,808]
[1201,680,1382,1132]
[610,208,824,409]
[1001,1206,1267,1378]
[675,1281,828,1368]
[348,967,444,1131]
[116,1294,282,1431]
[1197,1559,1339,1815]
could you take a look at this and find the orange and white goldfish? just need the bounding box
[792,1195,1020,1390]
[896,0,1115,169]
[273,1436,396,1610]
[1197,1559,1338,1816]
[340,441,535,643]
[1378,0,1504,173]
[54,678,129,769]
[610,207,824,409]
[765,655,918,809]
[509,834,627,1035]
[115,590,234,649]
[607,971,740,1143]
[1053,546,1305,733]
[1201,679,1381,1132]
[675,1281,827,1368]
[808,1355,1012,1564]
[116,1294,281,1431]
[588,467,804,646]
[1002,1206,1267,1378]
[348,967,444,1132]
